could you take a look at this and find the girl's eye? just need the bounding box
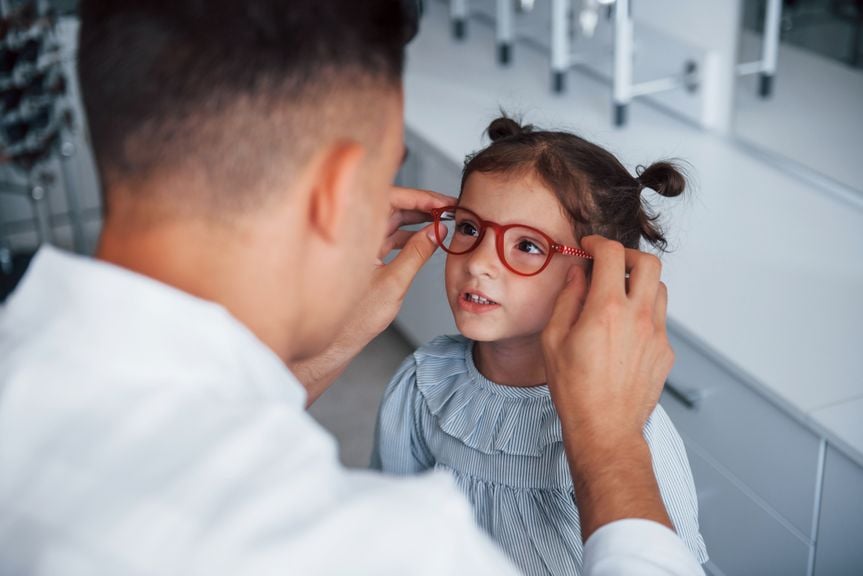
[516,239,544,255]
[456,221,479,237]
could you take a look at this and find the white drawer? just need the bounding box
[688,443,812,576]
[813,446,863,576]
[661,327,820,539]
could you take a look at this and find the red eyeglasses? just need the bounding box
[430,206,592,277]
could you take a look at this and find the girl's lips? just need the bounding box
[457,290,501,314]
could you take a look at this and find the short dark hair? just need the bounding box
[77,0,413,210]
[462,115,688,252]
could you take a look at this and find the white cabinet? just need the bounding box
[662,327,863,576]
[686,445,811,576]
[813,447,863,576]
[660,327,822,576]
[662,327,821,538]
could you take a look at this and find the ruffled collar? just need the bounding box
[414,335,563,456]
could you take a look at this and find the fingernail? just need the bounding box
[426,224,436,241]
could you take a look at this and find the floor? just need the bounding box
[307,328,413,468]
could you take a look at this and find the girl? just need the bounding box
[371,115,708,575]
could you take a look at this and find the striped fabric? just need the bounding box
[371,335,708,576]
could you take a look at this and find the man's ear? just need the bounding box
[307,141,366,243]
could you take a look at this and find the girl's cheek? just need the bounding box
[444,257,457,288]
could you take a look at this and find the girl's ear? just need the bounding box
[307,141,365,243]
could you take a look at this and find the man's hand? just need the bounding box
[294,186,455,406]
[542,235,675,540]
[340,186,451,355]
[377,186,450,260]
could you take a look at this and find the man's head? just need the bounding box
[79,1,413,360]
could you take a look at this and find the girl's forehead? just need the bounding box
[460,171,577,240]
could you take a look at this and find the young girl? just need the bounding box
[371,116,708,575]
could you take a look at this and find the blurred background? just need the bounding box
[1,1,861,575]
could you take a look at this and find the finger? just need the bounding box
[381,219,448,258]
[390,186,456,213]
[395,209,434,226]
[378,229,415,258]
[625,249,661,304]
[653,281,668,333]
[379,224,440,297]
[387,209,433,237]
[543,266,589,344]
[580,235,626,302]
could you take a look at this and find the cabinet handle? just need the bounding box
[664,380,702,410]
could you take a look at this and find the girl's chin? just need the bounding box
[460,332,499,343]
[453,314,548,345]
[453,317,506,342]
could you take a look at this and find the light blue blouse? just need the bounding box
[371,335,708,576]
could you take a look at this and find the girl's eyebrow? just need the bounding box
[459,203,545,229]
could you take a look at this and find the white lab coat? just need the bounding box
[0,247,704,576]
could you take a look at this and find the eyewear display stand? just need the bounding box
[0,170,57,246]
[735,0,782,98]
[0,0,86,256]
[447,0,701,127]
[609,0,698,127]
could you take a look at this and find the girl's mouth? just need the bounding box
[458,291,501,313]
[465,292,497,305]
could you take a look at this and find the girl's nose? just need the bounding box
[465,231,500,278]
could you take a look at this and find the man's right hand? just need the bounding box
[293,186,453,407]
[542,235,675,540]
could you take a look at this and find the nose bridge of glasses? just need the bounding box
[463,224,502,273]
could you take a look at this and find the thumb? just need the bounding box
[544,266,589,344]
[381,223,440,296]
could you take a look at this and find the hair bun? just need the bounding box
[487,115,532,142]
[635,161,686,198]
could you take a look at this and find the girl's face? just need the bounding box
[445,170,589,344]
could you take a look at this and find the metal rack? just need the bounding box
[736,0,783,97]
[608,0,698,126]
[448,0,701,127]
[0,0,86,255]
[450,0,531,64]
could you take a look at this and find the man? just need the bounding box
[0,1,703,574]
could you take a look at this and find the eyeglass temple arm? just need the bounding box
[553,243,593,260]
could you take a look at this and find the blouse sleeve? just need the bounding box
[643,405,710,565]
[370,354,435,474]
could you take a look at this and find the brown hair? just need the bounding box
[461,115,687,252]
[79,0,413,212]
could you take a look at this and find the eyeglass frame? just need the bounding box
[429,205,593,277]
